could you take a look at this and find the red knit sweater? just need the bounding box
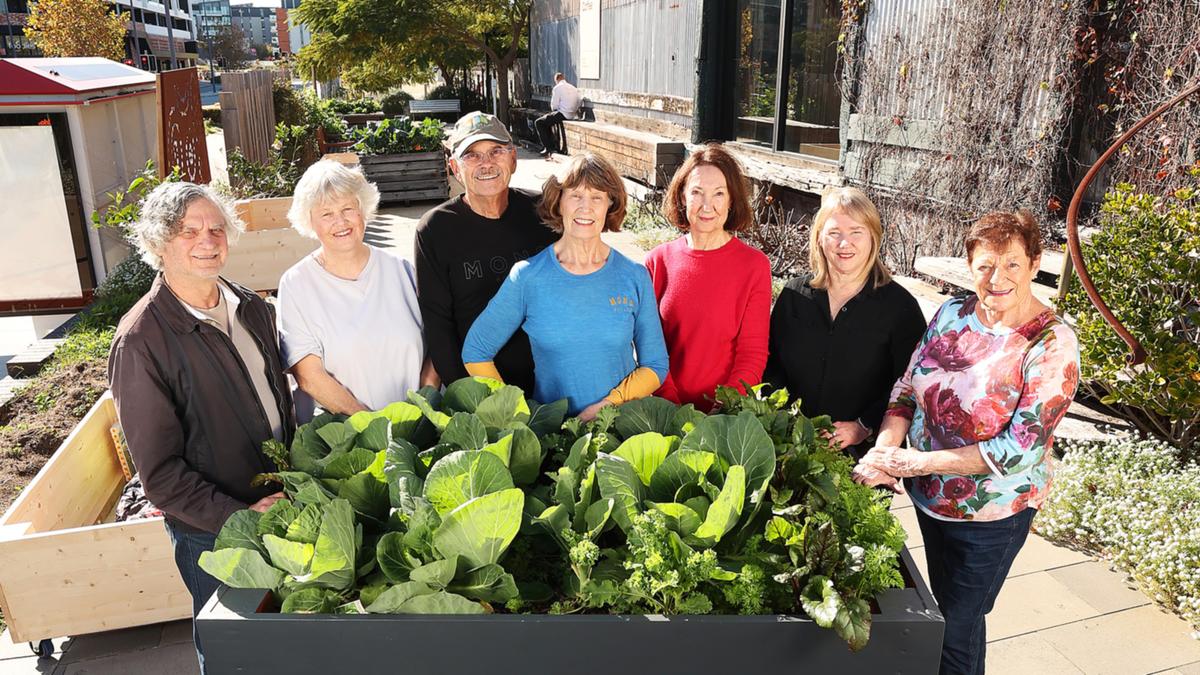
[645,236,773,411]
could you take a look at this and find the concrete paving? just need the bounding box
[2,147,1196,674]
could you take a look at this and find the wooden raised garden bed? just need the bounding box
[358,151,449,205]
[0,393,190,653]
[196,547,943,674]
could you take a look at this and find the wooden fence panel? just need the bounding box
[156,67,211,183]
[219,70,276,165]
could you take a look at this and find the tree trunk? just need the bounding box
[495,56,513,126]
[436,63,455,91]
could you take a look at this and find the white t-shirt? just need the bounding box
[551,80,583,120]
[278,247,424,421]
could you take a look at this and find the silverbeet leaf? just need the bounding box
[394,591,486,615]
[448,564,518,603]
[409,556,460,590]
[365,581,436,613]
[280,587,341,614]
[198,548,285,590]
[305,499,357,591]
[214,510,267,557]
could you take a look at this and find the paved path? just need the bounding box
[3,148,1197,675]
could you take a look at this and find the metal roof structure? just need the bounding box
[0,57,156,106]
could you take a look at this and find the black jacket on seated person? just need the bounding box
[763,275,927,448]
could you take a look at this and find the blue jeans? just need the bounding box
[165,521,220,675]
[917,506,1035,675]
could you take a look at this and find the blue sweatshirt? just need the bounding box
[463,245,669,414]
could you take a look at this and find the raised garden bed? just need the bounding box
[358,151,449,204]
[197,546,942,674]
[0,393,190,653]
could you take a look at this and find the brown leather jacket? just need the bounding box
[108,274,295,534]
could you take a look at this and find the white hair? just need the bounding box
[287,160,381,239]
[132,182,244,270]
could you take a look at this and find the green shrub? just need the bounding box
[349,117,444,156]
[428,84,490,115]
[91,160,182,238]
[381,90,413,117]
[326,97,381,115]
[1059,176,1200,453]
[273,78,306,128]
[74,254,156,331]
[1038,437,1200,630]
[227,146,301,199]
[299,90,349,141]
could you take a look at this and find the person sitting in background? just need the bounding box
[645,142,772,411]
[462,152,668,420]
[853,210,1080,675]
[535,72,583,158]
[277,160,433,421]
[763,187,926,456]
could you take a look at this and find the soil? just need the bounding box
[0,358,108,514]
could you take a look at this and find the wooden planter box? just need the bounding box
[358,151,449,204]
[229,196,319,293]
[196,548,943,674]
[0,393,190,645]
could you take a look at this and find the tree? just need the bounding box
[294,0,530,123]
[26,0,127,61]
[210,24,251,70]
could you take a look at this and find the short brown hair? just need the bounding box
[538,153,627,233]
[965,211,1043,262]
[663,143,754,233]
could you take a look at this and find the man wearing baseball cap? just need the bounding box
[415,111,557,393]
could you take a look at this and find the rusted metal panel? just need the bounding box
[155,67,211,183]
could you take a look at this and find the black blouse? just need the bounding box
[763,276,928,436]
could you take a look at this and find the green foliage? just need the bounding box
[381,90,414,117]
[326,97,382,115]
[299,90,350,141]
[73,254,156,332]
[91,160,183,238]
[226,145,301,200]
[1060,179,1200,452]
[201,378,906,649]
[349,117,445,156]
[272,79,307,128]
[1038,438,1200,630]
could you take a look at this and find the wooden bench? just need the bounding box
[409,99,461,121]
[562,120,684,187]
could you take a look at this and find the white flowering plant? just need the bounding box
[1037,437,1200,630]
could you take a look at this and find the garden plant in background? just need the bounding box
[199,378,907,649]
[1059,173,1200,454]
[349,117,444,156]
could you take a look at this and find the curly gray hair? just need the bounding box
[287,160,381,239]
[131,182,244,270]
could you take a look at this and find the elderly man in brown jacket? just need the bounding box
[108,182,294,674]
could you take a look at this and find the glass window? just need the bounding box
[782,0,840,160]
[733,0,780,148]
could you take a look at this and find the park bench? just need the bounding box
[409,99,461,121]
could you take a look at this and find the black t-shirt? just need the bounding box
[763,275,927,445]
[415,188,558,393]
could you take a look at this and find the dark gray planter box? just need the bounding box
[359,151,449,204]
[195,548,942,674]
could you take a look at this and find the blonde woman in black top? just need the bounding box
[763,187,926,457]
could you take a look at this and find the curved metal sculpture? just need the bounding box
[1066,81,1200,366]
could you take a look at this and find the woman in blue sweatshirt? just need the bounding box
[462,153,669,421]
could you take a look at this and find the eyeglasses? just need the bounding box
[459,146,512,165]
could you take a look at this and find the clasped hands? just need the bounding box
[851,445,929,494]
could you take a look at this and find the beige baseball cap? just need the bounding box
[448,111,513,159]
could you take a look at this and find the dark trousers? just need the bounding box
[917,506,1035,675]
[535,111,566,154]
[165,521,220,675]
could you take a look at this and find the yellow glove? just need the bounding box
[603,367,661,406]
[464,361,504,383]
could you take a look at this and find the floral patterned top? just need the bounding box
[886,295,1080,522]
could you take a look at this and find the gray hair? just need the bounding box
[132,182,244,270]
[287,160,381,239]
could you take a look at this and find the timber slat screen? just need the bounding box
[157,68,211,183]
[219,70,276,165]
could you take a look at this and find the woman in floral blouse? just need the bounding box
[853,211,1079,675]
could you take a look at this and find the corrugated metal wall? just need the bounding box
[531,0,701,118]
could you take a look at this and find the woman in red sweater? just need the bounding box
[645,143,773,411]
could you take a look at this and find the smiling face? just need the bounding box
[683,164,730,236]
[310,192,365,254]
[818,210,874,280]
[559,182,612,243]
[158,198,229,282]
[969,239,1040,314]
[451,140,516,200]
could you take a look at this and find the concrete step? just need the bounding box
[5,338,65,378]
[915,256,1060,306]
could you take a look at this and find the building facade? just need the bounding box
[230,3,276,54]
[279,0,310,55]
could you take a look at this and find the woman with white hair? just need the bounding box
[108,181,294,674]
[763,187,926,458]
[277,160,431,419]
